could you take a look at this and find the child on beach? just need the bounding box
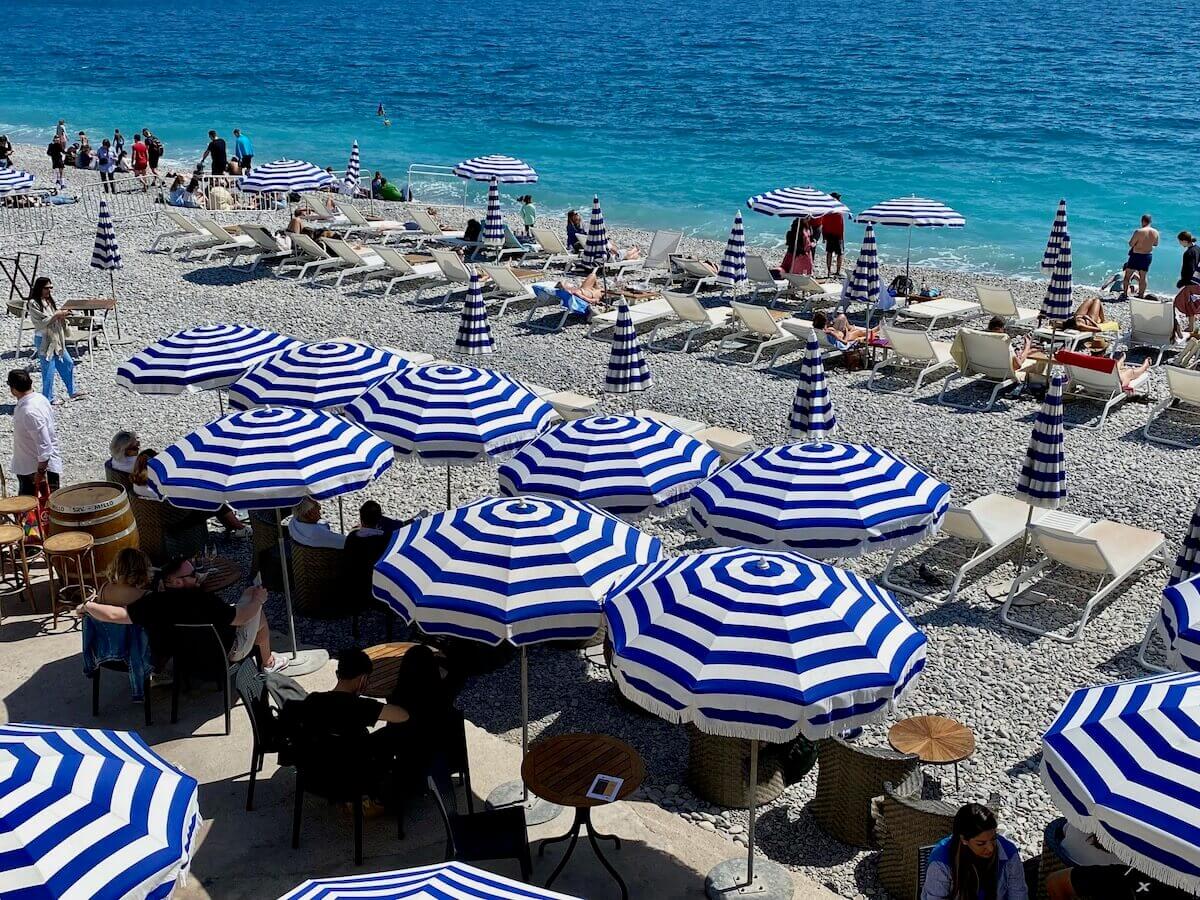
[519,194,536,239]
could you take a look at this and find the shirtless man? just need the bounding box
[1122,214,1159,298]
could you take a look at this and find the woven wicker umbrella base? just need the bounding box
[705,857,793,899]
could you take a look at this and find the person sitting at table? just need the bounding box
[813,310,876,345]
[130,449,249,536]
[921,802,1027,900]
[350,500,405,538]
[290,648,410,738]
[289,496,346,549]
[1046,823,1190,899]
[96,546,155,608]
[108,429,140,474]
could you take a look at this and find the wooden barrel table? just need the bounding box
[46,482,139,578]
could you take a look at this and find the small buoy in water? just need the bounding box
[383,118,391,127]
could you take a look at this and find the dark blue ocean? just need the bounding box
[1,0,1194,287]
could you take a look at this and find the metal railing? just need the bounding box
[0,201,56,245]
[405,163,467,209]
[79,175,161,226]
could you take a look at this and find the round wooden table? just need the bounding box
[361,642,449,698]
[193,556,243,594]
[522,733,645,899]
[0,495,37,526]
[889,714,976,791]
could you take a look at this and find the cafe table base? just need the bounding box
[485,779,563,826]
[705,857,793,899]
[539,806,629,900]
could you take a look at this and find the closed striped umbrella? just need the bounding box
[856,196,965,280]
[717,210,747,287]
[497,415,722,519]
[455,272,496,356]
[690,442,951,558]
[0,168,35,196]
[279,862,582,900]
[116,324,302,396]
[239,159,334,193]
[1015,373,1067,509]
[90,199,122,272]
[483,177,504,246]
[0,723,200,899]
[1172,498,1200,585]
[1041,672,1200,893]
[227,340,412,411]
[1160,576,1200,672]
[1042,199,1068,274]
[788,332,836,440]
[584,195,608,266]
[345,140,361,193]
[1041,230,1074,321]
[604,301,652,402]
[451,155,538,183]
[746,187,849,219]
[843,224,880,311]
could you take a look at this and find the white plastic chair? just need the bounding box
[974,284,1039,328]
[1144,365,1200,448]
[1126,298,1179,365]
[870,322,956,393]
[714,302,796,366]
[1061,354,1150,430]
[937,329,1028,411]
[648,292,733,352]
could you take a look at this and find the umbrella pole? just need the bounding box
[1007,504,1036,603]
[521,645,529,803]
[744,739,758,888]
[275,509,300,657]
[337,496,345,534]
[108,270,123,342]
[217,390,225,415]
[905,226,913,286]
[445,464,451,510]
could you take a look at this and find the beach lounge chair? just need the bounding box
[332,201,409,243]
[601,230,682,279]
[880,493,1049,603]
[896,296,982,331]
[669,258,727,295]
[1144,364,1200,448]
[427,248,473,306]
[974,284,1039,329]
[1000,519,1167,643]
[1057,349,1151,430]
[407,209,470,251]
[524,284,579,333]
[528,227,579,271]
[357,247,442,298]
[694,426,757,463]
[1125,297,1179,365]
[527,384,599,421]
[647,291,733,352]
[714,302,800,366]
[282,233,347,281]
[231,224,298,273]
[869,323,956,393]
[635,408,707,435]
[476,264,537,315]
[937,329,1033,412]
[301,194,346,222]
[476,225,532,265]
[187,217,256,262]
[587,297,674,339]
[745,255,789,300]
[319,238,385,289]
[151,209,210,254]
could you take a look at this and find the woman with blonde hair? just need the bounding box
[98,547,155,607]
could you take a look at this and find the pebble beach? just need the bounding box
[4,142,1195,898]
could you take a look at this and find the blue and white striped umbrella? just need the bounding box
[1172,497,1200,585]
[455,272,495,356]
[497,415,722,520]
[345,364,558,464]
[1160,575,1200,672]
[717,210,747,287]
[0,168,35,196]
[452,155,538,184]
[0,722,200,899]
[788,332,836,440]
[843,224,880,309]
[90,198,122,272]
[1042,199,1068,274]
[1015,373,1067,509]
[344,141,360,193]
[1041,672,1200,893]
[746,187,849,219]
[279,861,581,900]
[374,496,662,646]
[483,177,504,246]
[239,159,334,193]
[148,406,393,511]
[227,340,412,411]
[584,195,608,266]
[690,442,951,558]
[855,197,965,228]
[604,548,927,741]
[116,324,302,395]
[1041,230,1074,321]
[604,301,652,397]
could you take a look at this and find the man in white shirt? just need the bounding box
[9,369,63,496]
[288,496,346,550]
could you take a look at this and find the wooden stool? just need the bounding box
[44,531,99,628]
[0,524,33,616]
[0,495,37,526]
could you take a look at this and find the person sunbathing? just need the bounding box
[1063,297,1112,333]
[1112,353,1152,389]
[557,268,605,303]
[813,310,876,344]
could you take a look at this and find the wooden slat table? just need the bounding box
[889,714,975,791]
[522,733,645,898]
[193,555,243,595]
[361,642,449,699]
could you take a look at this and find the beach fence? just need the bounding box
[0,250,39,357]
[406,164,467,209]
[79,176,161,228]
[0,202,56,246]
[193,174,288,223]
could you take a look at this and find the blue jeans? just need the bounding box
[33,335,75,400]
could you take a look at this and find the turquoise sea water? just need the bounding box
[1,0,1194,287]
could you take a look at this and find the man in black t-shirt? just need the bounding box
[199,130,227,176]
[293,649,409,739]
[1048,863,1192,900]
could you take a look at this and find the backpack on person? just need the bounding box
[146,135,163,155]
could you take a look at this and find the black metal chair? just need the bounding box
[233,655,290,811]
[91,659,152,726]
[444,707,475,814]
[169,623,235,736]
[426,769,531,880]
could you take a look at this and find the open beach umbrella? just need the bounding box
[0,722,200,898]
[717,210,747,289]
[788,332,836,440]
[374,495,662,821]
[149,406,393,670]
[603,300,652,409]
[690,441,951,558]
[855,196,965,281]
[345,364,558,507]
[497,415,722,520]
[1040,230,1074,321]
[605,547,925,896]
[116,323,302,411]
[90,198,128,342]
[451,155,538,183]
[279,861,582,900]
[843,224,881,322]
[584,195,608,267]
[1042,199,1068,274]
[454,272,495,356]
[0,168,35,196]
[1041,671,1200,893]
[227,340,412,412]
[344,140,360,194]
[239,159,334,193]
[745,186,849,219]
[483,177,504,247]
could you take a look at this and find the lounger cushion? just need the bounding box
[1079,520,1165,575]
[1056,350,1115,373]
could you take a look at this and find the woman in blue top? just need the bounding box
[923,804,1027,900]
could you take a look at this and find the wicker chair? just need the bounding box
[811,737,920,848]
[1035,818,1069,900]
[290,541,353,620]
[103,460,133,494]
[129,495,208,565]
[876,778,957,900]
[250,511,285,592]
[685,725,787,808]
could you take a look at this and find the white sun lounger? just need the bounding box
[529,227,580,271]
[1125,298,1180,365]
[230,224,297,272]
[333,201,409,243]
[647,291,733,352]
[975,284,1039,329]
[896,296,982,331]
[406,209,466,247]
[1001,519,1167,643]
[870,322,956,393]
[587,297,674,338]
[635,408,707,435]
[714,302,802,366]
[187,217,256,261]
[937,329,1033,412]
[426,248,474,307]
[745,255,788,300]
[694,425,757,463]
[600,230,681,279]
[527,384,600,421]
[319,238,386,289]
[358,247,442,297]
[152,209,210,254]
[1144,365,1200,448]
[669,258,727,295]
[477,264,537,315]
[1059,351,1151,430]
[283,233,347,280]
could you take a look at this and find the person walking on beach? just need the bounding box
[26,276,83,404]
[113,128,125,159]
[0,135,12,168]
[200,130,227,176]
[821,194,846,277]
[232,128,253,171]
[46,137,66,187]
[142,129,164,185]
[8,368,63,497]
[96,139,116,193]
[1122,214,1159,298]
[54,119,66,147]
[1174,231,1200,333]
[519,194,536,239]
[130,133,150,191]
